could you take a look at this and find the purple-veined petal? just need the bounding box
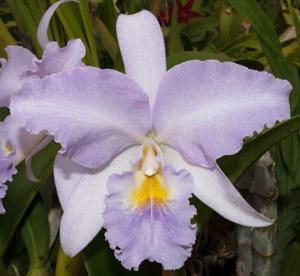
[10,67,151,169]
[0,149,14,214]
[0,151,16,184]
[153,60,291,167]
[26,39,85,78]
[37,0,79,49]
[0,183,8,214]
[0,47,35,107]
[161,146,272,227]
[104,165,196,270]
[0,126,16,214]
[0,116,44,166]
[117,10,166,107]
[58,146,140,257]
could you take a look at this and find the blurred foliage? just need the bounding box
[1,0,300,275]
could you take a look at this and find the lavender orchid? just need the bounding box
[10,10,291,270]
[0,0,85,212]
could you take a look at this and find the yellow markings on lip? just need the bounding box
[132,171,169,208]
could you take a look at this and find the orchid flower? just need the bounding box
[0,0,85,213]
[10,10,291,270]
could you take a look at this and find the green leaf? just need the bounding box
[218,115,300,183]
[49,0,80,40]
[149,0,161,17]
[5,0,45,56]
[94,16,119,61]
[182,17,218,43]
[287,0,300,58]
[218,1,243,47]
[0,17,16,46]
[0,142,59,256]
[222,33,262,55]
[79,0,99,67]
[0,258,7,276]
[167,3,183,55]
[99,0,117,38]
[280,241,300,276]
[21,198,50,276]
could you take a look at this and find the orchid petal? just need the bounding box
[0,38,84,108]
[162,146,273,227]
[54,153,90,210]
[0,47,35,107]
[104,165,196,270]
[117,10,166,107]
[27,39,85,78]
[0,116,44,166]
[0,183,8,214]
[11,67,151,169]
[25,136,52,182]
[0,149,15,214]
[37,0,78,49]
[0,116,44,213]
[153,60,291,167]
[59,146,140,257]
[0,141,15,214]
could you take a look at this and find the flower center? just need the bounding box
[131,142,169,208]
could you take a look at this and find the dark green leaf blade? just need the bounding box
[21,198,50,276]
[0,142,59,256]
[219,115,300,183]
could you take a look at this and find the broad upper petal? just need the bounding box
[0,47,36,107]
[59,146,140,257]
[10,67,151,169]
[117,10,166,107]
[162,146,272,227]
[153,60,291,167]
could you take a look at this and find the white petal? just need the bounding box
[10,67,151,169]
[37,0,79,49]
[0,116,44,165]
[161,146,272,227]
[117,10,166,107]
[25,136,52,182]
[58,146,140,257]
[0,47,35,107]
[153,60,291,167]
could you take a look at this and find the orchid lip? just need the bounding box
[104,142,196,270]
